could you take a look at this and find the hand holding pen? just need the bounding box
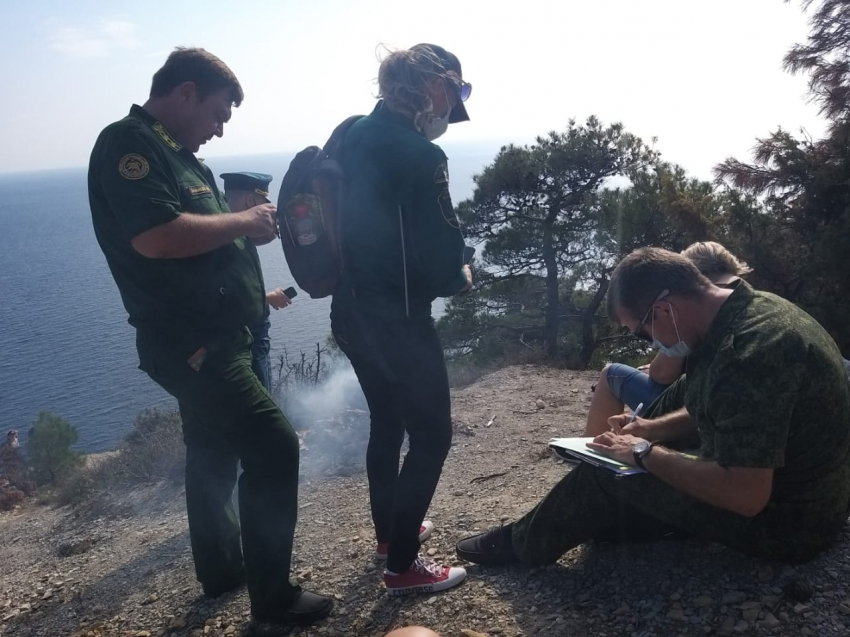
[608,402,644,435]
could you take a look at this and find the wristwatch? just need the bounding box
[632,441,656,471]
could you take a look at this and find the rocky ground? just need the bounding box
[2,365,850,637]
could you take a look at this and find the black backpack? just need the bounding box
[276,115,363,299]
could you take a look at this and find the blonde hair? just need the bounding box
[377,47,458,132]
[681,241,753,278]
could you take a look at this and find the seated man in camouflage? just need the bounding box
[457,247,850,566]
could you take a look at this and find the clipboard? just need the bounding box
[548,437,646,476]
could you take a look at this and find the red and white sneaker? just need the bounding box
[375,521,435,560]
[384,556,467,596]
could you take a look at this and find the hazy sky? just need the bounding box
[0,0,824,179]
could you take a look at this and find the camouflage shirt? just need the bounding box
[684,281,850,525]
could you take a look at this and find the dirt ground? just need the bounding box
[2,365,850,637]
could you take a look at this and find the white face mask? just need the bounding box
[423,104,451,141]
[651,303,692,358]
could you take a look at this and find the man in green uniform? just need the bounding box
[88,47,332,626]
[457,247,850,566]
[220,172,293,392]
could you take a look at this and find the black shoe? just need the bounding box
[456,524,519,566]
[202,572,246,598]
[253,590,334,627]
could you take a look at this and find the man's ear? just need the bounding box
[178,81,197,103]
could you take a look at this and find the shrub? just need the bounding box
[27,411,83,486]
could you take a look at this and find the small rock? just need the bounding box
[757,565,774,583]
[365,563,377,573]
[839,599,850,615]
[41,590,53,601]
[759,613,781,630]
[427,548,437,557]
[224,626,237,636]
[535,399,546,410]
[666,609,687,622]
[718,617,735,636]
[693,595,713,608]
[426,596,439,605]
[141,593,158,606]
[721,591,746,605]
[732,620,749,634]
[793,602,810,614]
[742,607,759,621]
[461,631,487,637]
[169,616,188,631]
[297,568,313,582]
[613,604,630,616]
[669,593,682,602]
[135,632,151,637]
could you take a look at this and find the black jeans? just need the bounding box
[332,300,453,573]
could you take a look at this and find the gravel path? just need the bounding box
[2,365,849,637]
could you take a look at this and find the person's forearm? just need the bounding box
[131,212,251,259]
[642,408,698,443]
[642,447,771,517]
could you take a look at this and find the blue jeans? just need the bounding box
[249,319,272,393]
[605,363,669,412]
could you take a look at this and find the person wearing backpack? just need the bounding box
[329,43,474,596]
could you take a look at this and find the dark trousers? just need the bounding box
[332,305,453,573]
[136,328,301,618]
[512,377,846,565]
[249,317,272,393]
[511,461,843,565]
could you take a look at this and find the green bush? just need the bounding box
[27,411,83,486]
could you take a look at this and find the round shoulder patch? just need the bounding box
[118,153,150,180]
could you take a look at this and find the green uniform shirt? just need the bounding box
[88,105,266,338]
[685,281,850,523]
[340,101,467,319]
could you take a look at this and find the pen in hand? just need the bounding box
[627,402,644,425]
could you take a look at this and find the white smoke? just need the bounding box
[282,362,370,477]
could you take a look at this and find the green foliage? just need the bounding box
[442,1,850,371]
[55,408,185,507]
[27,411,83,486]
[442,149,720,370]
[452,117,659,363]
[716,122,850,352]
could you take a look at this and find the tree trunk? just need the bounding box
[578,277,610,368]
[543,220,559,358]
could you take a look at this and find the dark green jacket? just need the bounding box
[685,281,850,525]
[88,105,266,340]
[339,101,467,319]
